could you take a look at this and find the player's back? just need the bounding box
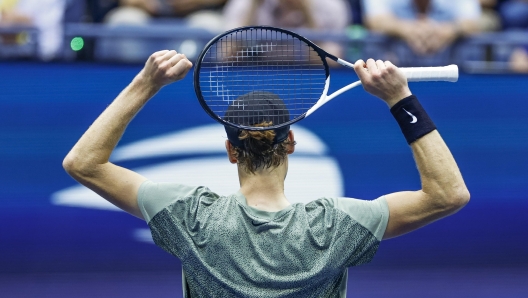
[138,181,388,297]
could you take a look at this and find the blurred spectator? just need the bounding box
[500,0,528,29]
[106,0,227,31]
[362,0,482,57]
[499,1,528,73]
[87,0,118,23]
[222,0,351,59]
[64,0,86,23]
[0,0,66,60]
[508,49,528,72]
[119,0,226,17]
[101,0,227,62]
[223,0,350,31]
[479,0,501,31]
[509,46,528,72]
[347,0,363,25]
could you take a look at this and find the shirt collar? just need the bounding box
[233,191,294,221]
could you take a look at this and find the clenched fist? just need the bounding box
[353,59,412,108]
[138,50,193,89]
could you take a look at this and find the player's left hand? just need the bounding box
[354,59,412,107]
[138,50,193,89]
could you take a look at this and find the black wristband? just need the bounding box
[390,95,436,144]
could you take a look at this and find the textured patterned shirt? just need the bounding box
[138,181,389,297]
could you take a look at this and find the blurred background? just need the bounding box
[1,0,527,297]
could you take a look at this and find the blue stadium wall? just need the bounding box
[0,62,527,273]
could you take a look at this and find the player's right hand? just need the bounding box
[138,50,193,89]
[353,59,412,108]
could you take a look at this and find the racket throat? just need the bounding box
[336,59,355,69]
[306,76,331,117]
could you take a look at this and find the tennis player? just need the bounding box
[63,50,469,297]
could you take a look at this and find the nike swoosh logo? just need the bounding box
[403,108,418,124]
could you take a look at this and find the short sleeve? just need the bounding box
[137,180,203,223]
[311,197,389,268]
[332,196,389,241]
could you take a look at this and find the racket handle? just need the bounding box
[400,65,459,82]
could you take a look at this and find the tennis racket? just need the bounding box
[194,26,458,131]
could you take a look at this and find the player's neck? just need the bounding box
[238,165,290,212]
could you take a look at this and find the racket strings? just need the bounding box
[198,28,326,127]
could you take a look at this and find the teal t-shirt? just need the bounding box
[138,181,389,297]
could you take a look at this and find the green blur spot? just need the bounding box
[70,37,84,51]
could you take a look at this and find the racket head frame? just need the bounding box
[193,26,335,131]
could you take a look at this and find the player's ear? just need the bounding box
[225,140,238,164]
[286,130,295,154]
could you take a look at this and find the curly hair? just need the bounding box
[230,122,295,174]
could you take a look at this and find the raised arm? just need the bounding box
[353,59,470,239]
[62,50,192,219]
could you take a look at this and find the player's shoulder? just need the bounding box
[305,196,384,210]
[138,180,223,222]
[139,180,220,202]
[301,197,350,218]
[304,196,389,241]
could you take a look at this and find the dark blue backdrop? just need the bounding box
[1,62,527,278]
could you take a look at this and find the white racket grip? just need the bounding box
[400,65,459,82]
